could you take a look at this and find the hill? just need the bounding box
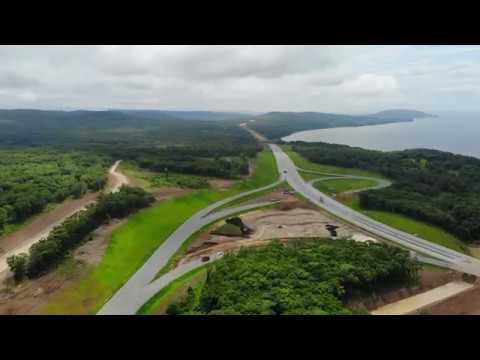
[0,109,256,146]
[370,109,435,121]
[116,110,252,122]
[248,111,407,139]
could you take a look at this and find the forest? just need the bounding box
[100,143,261,179]
[291,141,480,241]
[7,186,154,279]
[0,148,111,234]
[0,112,262,233]
[0,109,257,147]
[167,239,418,315]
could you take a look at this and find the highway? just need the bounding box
[269,144,480,276]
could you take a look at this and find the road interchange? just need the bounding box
[98,143,480,315]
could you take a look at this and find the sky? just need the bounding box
[0,45,479,114]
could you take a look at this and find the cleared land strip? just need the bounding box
[0,161,127,276]
[371,281,474,315]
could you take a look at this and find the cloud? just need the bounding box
[0,72,40,89]
[0,45,477,112]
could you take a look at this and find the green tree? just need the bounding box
[7,253,28,281]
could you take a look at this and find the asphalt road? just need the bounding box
[98,177,284,315]
[269,144,480,276]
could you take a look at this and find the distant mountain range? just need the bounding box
[114,110,253,122]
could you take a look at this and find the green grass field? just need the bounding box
[312,178,378,195]
[42,150,278,314]
[344,196,470,255]
[282,144,386,179]
[137,266,207,315]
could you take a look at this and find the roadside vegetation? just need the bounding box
[292,141,480,242]
[165,239,419,315]
[42,149,278,314]
[0,148,111,236]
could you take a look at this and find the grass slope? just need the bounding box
[313,178,378,195]
[42,150,278,314]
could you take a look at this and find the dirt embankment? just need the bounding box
[421,283,480,315]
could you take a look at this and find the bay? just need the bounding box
[282,111,480,159]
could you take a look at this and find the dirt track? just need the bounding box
[371,281,474,315]
[0,161,128,277]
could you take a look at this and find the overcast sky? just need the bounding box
[0,45,479,114]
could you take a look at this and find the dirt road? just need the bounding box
[108,160,130,193]
[371,281,474,315]
[0,161,127,276]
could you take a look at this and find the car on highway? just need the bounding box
[216,251,224,258]
[201,256,210,262]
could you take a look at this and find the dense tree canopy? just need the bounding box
[0,148,111,234]
[168,239,418,315]
[101,143,261,179]
[292,141,480,241]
